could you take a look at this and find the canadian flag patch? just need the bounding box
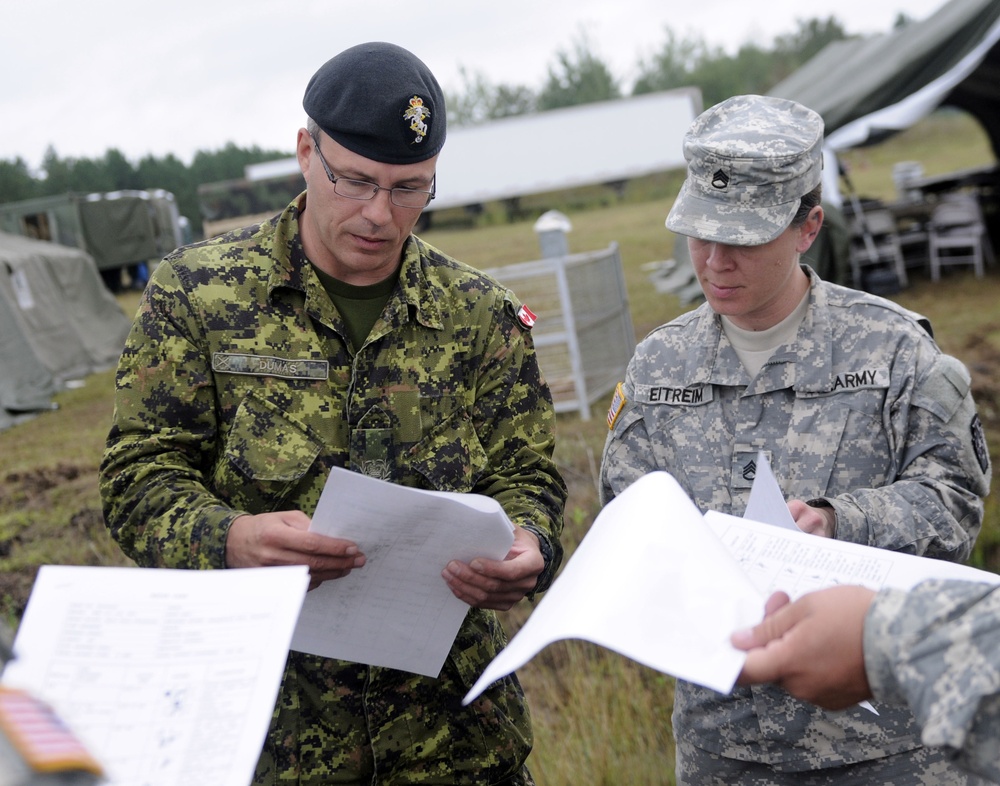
[516,305,538,328]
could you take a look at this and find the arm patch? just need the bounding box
[912,354,971,422]
[971,414,990,474]
[607,382,626,430]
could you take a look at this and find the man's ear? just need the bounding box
[296,128,313,182]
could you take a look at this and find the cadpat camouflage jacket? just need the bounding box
[600,266,991,771]
[866,579,1000,783]
[100,194,566,784]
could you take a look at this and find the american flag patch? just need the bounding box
[0,687,103,775]
[607,382,626,430]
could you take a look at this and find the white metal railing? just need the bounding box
[485,243,635,420]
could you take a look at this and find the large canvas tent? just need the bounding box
[0,231,132,430]
[761,0,1000,288]
[769,0,1000,155]
[0,279,55,432]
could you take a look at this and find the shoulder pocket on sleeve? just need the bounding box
[913,354,972,422]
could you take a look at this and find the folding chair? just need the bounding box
[847,205,908,291]
[927,193,991,281]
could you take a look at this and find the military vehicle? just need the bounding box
[0,189,187,290]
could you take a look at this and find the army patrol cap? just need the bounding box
[303,42,446,165]
[666,94,824,245]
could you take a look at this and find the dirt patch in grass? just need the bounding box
[2,463,83,502]
[0,460,130,623]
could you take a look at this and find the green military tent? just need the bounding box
[770,0,1000,155]
[0,231,132,431]
[0,276,55,431]
[0,190,183,272]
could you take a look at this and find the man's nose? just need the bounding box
[360,187,395,223]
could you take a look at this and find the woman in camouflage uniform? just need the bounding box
[601,95,991,785]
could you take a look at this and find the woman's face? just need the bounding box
[688,206,823,331]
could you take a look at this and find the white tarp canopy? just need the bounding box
[428,88,702,210]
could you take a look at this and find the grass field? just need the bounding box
[1,110,998,784]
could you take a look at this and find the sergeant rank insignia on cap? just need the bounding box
[403,95,432,145]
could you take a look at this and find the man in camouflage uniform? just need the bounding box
[733,579,1000,782]
[100,42,565,785]
[600,95,991,784]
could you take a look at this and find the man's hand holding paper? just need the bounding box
[291,467,517,677]
[226,509,367,589]
[443,525,544,611]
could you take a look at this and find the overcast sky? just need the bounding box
[2,0,948,170]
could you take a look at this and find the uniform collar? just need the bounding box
[689,265,835,391]
[788,266,835,393]
[263,193,443,332]
[392,235,444,331]
[267,192,311,296]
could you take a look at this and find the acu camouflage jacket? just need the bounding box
[600,266,991,771]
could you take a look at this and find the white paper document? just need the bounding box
[464,470,1000,705]
[465,471,766,702]
[1,564,310,786]
[291,467,515,677]
[743,450,800,531]
[709,510,1000,600]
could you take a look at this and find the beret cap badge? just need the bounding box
[402,95,432,146]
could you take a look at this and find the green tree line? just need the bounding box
[445,16,871,123]
[1,15,911,237]
[0,143,293,239]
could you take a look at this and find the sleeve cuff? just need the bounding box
[520,523,557,596]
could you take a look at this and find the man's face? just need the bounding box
[296,129,437,285]
[687,207,822,331]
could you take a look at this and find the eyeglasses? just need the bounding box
[309,132,435,209]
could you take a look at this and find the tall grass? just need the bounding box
[523,640,676,784]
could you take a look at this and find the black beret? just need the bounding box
[303,42,446,165]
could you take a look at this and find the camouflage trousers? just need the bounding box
[251,653,535,785]
[675,738,994,786]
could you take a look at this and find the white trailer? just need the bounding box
[239,87,702,218]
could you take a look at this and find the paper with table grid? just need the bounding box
[1,564,310,786]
